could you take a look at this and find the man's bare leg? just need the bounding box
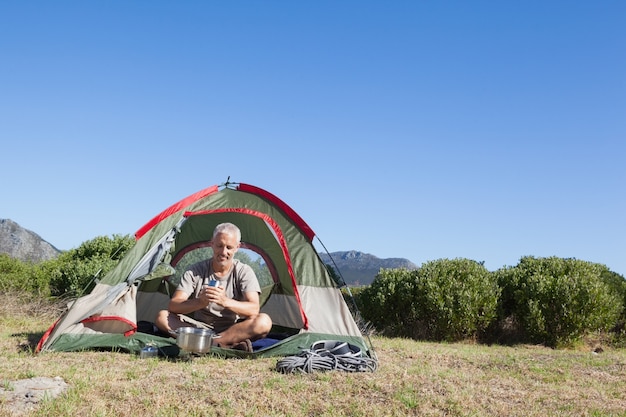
[215,313,272,347]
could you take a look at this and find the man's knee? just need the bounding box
[155,309,169,324]
[255,313,273,334]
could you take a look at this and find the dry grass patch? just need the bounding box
[1,292,626,416]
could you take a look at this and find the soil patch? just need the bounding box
[0,376,69,416]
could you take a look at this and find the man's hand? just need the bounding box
[205,285,226,306]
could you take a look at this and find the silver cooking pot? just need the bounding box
[172,327,216,354]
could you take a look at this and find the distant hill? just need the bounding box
[320,250,418,286]
[0,219,61,263]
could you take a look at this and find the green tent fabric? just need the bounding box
[37,181,374,359]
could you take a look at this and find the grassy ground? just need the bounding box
[1,293,626,417]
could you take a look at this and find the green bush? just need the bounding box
[359,259,500,342]
[413,258,499,341]
[0,253,51,295]
[599,269,626,328]
[496,256,622,348]
[358,268,416,337]
[47,235,135,297]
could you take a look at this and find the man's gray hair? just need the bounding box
[213,222,241,243]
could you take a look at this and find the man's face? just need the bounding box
[211,232,239,268]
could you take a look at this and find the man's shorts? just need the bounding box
[169,313,235,334]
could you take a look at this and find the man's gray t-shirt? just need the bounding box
[177,259,261,331]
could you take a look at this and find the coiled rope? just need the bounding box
[276,340,378,374]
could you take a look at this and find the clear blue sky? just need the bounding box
[1,1,624,275]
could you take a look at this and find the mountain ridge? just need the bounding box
[320,251,418,286]
[0,219,61,263]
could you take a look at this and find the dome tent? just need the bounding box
[37,181,374,359]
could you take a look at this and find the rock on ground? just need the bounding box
[0,376,69,416]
